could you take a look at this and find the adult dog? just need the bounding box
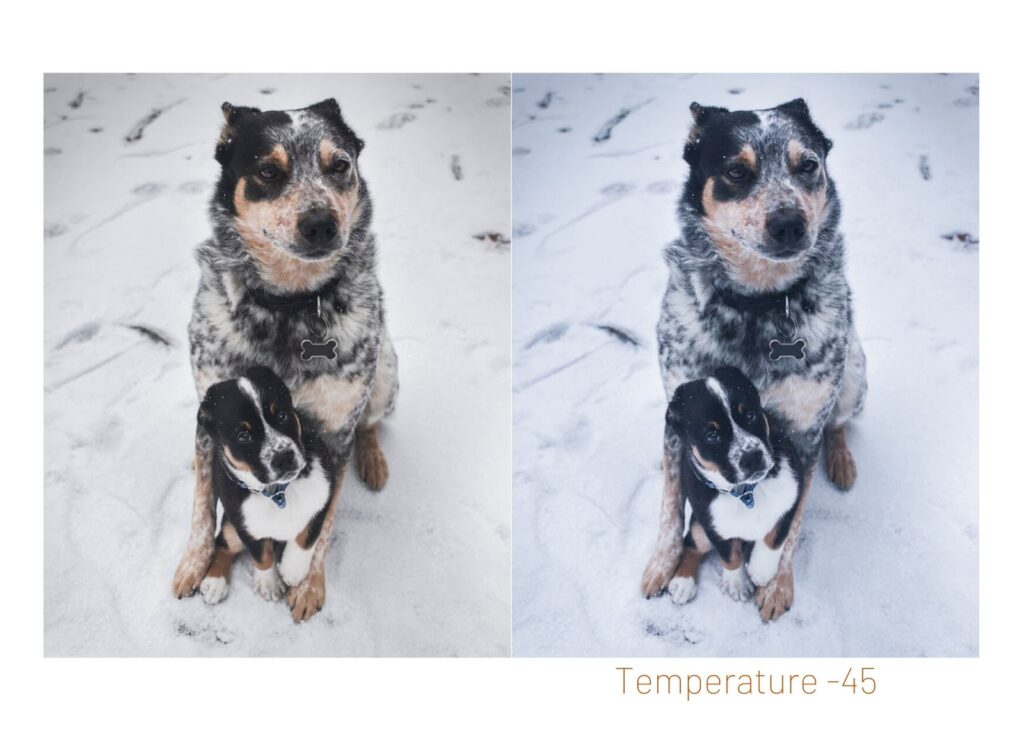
[171,98,398,622]
[641,98,866,621]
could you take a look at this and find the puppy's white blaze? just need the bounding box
[748,540,784,587]
[705,377,772,480]
[683,498,693,537]
[708,457,799,543]
[241,458,330,543]
[279,541,314,587]
[237,376,306,479]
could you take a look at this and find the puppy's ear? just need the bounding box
[215,102,261,165]
[197,381,231,433]
[683,101,728,164]
[776,97,834,156]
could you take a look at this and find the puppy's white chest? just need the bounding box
[241,459,330,542]
[708,464,799,542]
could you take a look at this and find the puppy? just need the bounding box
[663,367,807,617]
[196,366,338,608]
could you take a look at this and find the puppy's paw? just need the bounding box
[199,576,229,605]
[252,567,286,602]
[755,567,794,622]
[172,545,214,599]
[357,435,389,491]
[825,429,857,490]
[641,552,679,599]
[667,576,697,605]
[720,565,754,601]
[286,570,326,623]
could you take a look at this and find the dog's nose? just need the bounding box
[297,209,338,248]
[765,209,807,250]
[739,449,766,475]
[271,449,298,474]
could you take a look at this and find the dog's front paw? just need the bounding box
[199,576,229,605]
[641,552,679,599]
[286,570,326,622]
[252,567,286,602]
[668,576,697,605]
[720,565,754,601]
[755,567,794,622]
[172,545,214,598]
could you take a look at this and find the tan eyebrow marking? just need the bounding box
[736,144,757,169]
[787,138,807,169]
[263,143,289,171]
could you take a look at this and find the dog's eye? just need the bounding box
[276,409,290,423]
[236,429,252,444]
[743,409,759,424]
[329,158,351,175]
[257,164,279,181]
[704,428,721,445]
[725,164,747,181]
[798,159,819,174]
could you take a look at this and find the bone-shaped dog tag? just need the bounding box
[300,339,338,361]
[768,339,806,361]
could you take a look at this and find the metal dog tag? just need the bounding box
[768,295,806,361]
[301,339,338,360]
[768,338,806,361]
[301,296,338,361]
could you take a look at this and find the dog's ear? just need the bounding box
[307,97,342,119]
[215,102,261,165]
[776,97,834,155]
[683,101,729,165]
[308,98,366,156]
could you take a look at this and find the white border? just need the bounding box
[8,0,1018,725]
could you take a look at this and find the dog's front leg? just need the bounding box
[172,432,217,597]
[287,466,346,622]
[641,426,685,598]
[754,473,811,621]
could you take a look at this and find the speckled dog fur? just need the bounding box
[172,99,398,622]
[642,99,866,621]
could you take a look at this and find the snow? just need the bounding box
[44,74,511,656]
[511,74,978,657]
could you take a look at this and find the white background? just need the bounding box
[5,0,1019,727]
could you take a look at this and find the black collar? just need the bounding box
[244,274,346,316]
[712,276,808,315]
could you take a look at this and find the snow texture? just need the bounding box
[44,74,511,656]
[511,74,978,657]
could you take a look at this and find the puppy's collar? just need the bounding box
[691,461,758,509]
[712,277,808,315]
[223,466,291,510]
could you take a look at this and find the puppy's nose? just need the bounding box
[271,449,297,475]
[297,209,338,248]
[765,209,806,249]
[739,449,766,475]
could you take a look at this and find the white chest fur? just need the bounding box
[240,459,330,542]
[707,458,799,542]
